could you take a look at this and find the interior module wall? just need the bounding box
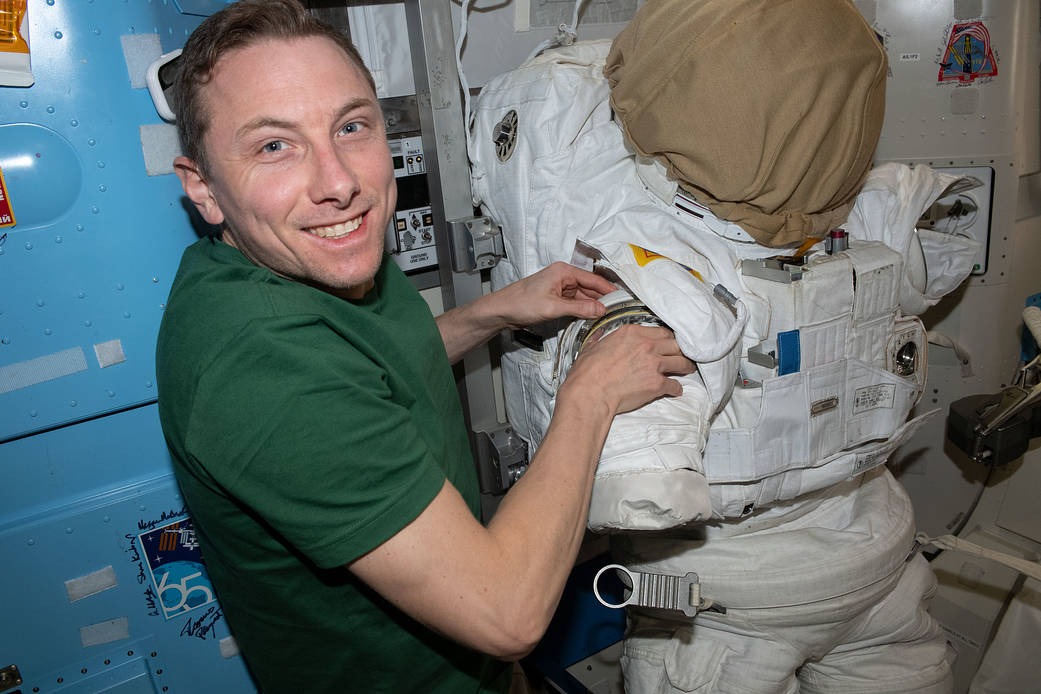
[1,1,256,692]
[865,0,1037,536]
[1,2,203,442]
[865,1,1041,690]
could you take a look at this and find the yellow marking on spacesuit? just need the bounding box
[628,243,704,282]
[794,236,823,258]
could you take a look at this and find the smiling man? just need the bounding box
[155,1,693,692]
[174,32,393,299]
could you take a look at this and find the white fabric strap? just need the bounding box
[918,533,1041,582]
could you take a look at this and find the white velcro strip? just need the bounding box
[80,617,130,648]
[65,565,119,602]
[93,339,127,369]
[0,347,87,394]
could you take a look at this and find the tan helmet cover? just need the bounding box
[605,0,887,247]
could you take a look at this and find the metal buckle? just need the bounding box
[593,564,702,618]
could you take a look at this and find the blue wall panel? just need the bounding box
[1,2,255,692]
[1,0,215,442]
[1,405,256,692]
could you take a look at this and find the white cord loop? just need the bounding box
[455,0,477,162]
[525,0,587,62]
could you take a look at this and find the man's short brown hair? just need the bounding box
[173,0,377,176]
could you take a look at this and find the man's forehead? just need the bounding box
[200,36,377,124]
[206,35,372,96]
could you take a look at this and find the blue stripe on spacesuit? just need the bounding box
[777,330,801,375]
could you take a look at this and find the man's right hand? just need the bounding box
[559,324,695,417]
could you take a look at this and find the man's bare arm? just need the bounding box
[349,324,693,659]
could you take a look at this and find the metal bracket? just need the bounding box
[0,664,22,693]
[475,425,529,494]
[741,256,807,283]
[449,216,504,272]
[747,343,777,369]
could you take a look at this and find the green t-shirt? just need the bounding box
[157,238,508,693]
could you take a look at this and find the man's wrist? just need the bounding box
[556,374,617,423]
[470,290,512,334]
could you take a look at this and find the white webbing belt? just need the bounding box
[917,533,1041,582]
[593,535,1041,620]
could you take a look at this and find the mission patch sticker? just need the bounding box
[938,21,997,84]
[139,518,217,620]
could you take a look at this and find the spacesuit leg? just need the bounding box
[619,551,951,694]
[797,555,955,694]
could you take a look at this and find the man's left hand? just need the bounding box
[436,262,616,363]
[493,262,616,329]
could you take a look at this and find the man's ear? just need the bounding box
[174,155,225,226]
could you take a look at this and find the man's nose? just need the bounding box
[308,142,360,206]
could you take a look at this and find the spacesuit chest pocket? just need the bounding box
[844,358,919,448]
[707,360,846,483]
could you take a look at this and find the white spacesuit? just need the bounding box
[469,1,980,691]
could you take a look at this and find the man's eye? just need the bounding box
[340,122,364,135]
[261,140,285,153]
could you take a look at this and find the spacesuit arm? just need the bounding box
[435,262,616,363]
[348,325,693,660]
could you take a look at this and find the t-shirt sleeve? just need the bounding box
[183,314,447,569]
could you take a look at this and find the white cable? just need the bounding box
[455,0,476,163]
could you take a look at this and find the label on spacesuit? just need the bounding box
[852,383,896,413]
[852,449,890,476]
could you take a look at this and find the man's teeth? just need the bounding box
[309,217,362,239]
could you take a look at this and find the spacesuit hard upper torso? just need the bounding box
[470,41,979,603]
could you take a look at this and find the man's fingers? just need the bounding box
[659,377,684,399]
[545,261,617,299]
[573,272,618,297]
[644,325,678,341]
[660,354,696,376]
[560,297,607,320]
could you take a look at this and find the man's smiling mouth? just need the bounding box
[307,216,362,239]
